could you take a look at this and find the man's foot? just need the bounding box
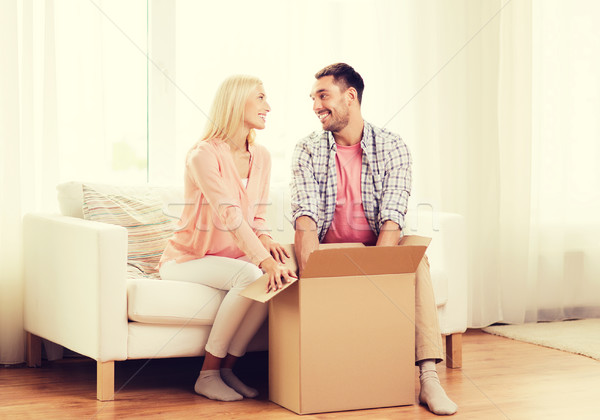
[418,360,457,415]
[194,370,243,401]
[220,368,259,398]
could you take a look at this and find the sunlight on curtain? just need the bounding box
[467,0,600,325]
[0,0,146,364]
[149,0,420,188]
[53,0,147,186]
[530,0,600,321]
[0,0,25,365]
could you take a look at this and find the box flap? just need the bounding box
[318,242,365,250]
[240,273,297,303]
[240,243,298,303]
[240,237,430,302]
[302,236,430,278]
[241,243,365,303]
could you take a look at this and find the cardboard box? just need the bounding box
[241,237,430,415]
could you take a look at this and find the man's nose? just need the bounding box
[313,99,321,112]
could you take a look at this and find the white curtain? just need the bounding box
[528,0,600,322]
[0,0,61,366]
[2,0,600,364]
[1,0,26,365]
[410,0,600,326]
[447,0,600,326]
[0,0,146,364]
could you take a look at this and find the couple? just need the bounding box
[158,63,458,416]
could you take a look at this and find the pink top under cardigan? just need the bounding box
[160,138,272,267]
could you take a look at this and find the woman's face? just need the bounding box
[244,84,271,131]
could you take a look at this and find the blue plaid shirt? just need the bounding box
[291,120,412,241]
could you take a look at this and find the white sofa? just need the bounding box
[23,182,467,401]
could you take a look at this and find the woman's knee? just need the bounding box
[233,263,263,289]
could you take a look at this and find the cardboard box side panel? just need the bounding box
[394,274,416,404]
[268,282,301,413]
[298,273,415,414]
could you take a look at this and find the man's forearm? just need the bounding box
[376,220,402,246]
[294,216,319,275]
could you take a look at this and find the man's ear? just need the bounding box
[346,87,358,105]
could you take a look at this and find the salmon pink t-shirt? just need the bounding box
[322,143,378,246]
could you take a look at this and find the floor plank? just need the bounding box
[1,329,599,419]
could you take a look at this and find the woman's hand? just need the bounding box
[259,257,297,293]
[259,235,290,264]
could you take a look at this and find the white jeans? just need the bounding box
[159,256,267,358]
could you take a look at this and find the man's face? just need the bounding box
[310,75,350,133]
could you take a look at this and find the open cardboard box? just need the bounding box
[241,236,431,415]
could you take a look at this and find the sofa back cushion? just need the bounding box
[57,182,185,219]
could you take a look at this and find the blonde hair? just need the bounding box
[200,74,263,145]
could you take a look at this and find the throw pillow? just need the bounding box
[82,184,176,276]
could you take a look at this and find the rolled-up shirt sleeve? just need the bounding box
[290,140,320,228]
[378,139,412,231]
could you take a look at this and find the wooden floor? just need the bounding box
[1,329,599,419]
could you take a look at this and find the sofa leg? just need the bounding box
[97,361,115,401]
[26,333,42,368]
[445,333,462,369]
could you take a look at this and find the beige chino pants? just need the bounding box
[399,235,444,364]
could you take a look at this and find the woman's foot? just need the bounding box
[220,368,259,398]
[194,370,243,401]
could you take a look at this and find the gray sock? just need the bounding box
[220,368,259,398]
[418,360,458,415]
[194,369,243,401]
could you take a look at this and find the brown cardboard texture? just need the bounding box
[242,236,430,415]
[240,243,364,302]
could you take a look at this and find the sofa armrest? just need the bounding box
[23,213,128,362]
[406,210,468,334]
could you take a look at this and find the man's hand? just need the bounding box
[376,220,402,246]
[294,216,319,277]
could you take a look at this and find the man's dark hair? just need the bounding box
[315,63,364,104]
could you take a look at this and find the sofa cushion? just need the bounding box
[57,181,88,218]
[82,184,177,275]
[127,279,226,326]
[57,181,185,219]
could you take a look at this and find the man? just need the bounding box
[290,63,458,416]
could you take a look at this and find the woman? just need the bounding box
[159,75,296,401]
